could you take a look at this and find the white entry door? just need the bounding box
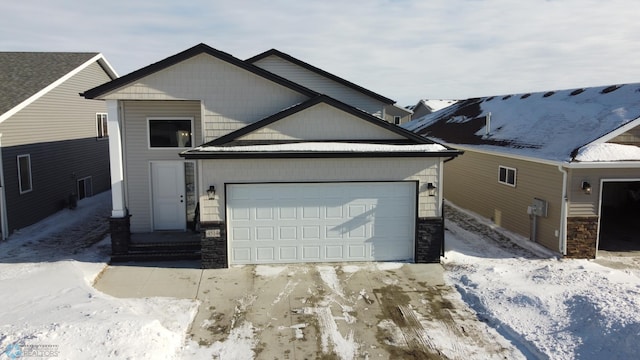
[151,161,186,230]
[227,182,416,264]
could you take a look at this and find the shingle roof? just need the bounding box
[404,83,640,162]
[0,52,99,115]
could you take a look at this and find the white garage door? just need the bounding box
[227,182,416,264]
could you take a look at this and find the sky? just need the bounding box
[2,0,640,106]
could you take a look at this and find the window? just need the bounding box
[499,166,517,187]
[77,176,93,200]
[148,119,192,148]
[394,116,401,125]
[17,154,32,194]
[96,113,108,138]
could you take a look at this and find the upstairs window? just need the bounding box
[17,154,32,194]
[394,116,401,125]
[499,165,517,187]
[148,119,192,148]
[96,113,108,138]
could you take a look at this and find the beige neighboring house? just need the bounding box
[406,84,640,259]
[82,43,461,268]
[0,52,117,238]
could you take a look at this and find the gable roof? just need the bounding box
[404,83,640,163]
[82,43,318,99]
[246,49,395,105]
[207,95,430,146]
[181,95,461,159]
[0,52,117,120]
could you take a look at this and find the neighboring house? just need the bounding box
[408,99,458,120]
[0,52,117,238]
[246,49,413,125]
[405,84,640,259]
[82,43,461,268]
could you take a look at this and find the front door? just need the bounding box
[151,161,186,230]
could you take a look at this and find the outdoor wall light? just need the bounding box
[581,181,592,195]
[207,185,216,200]
[427,182,437,196]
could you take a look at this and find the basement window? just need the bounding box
[498,166,517,187]
[77,176,93,200]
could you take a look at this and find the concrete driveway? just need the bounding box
[95,262,516,359]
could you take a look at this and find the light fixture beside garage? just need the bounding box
[207,185,216,200]
[581,181,592,195]
[427,182,437,196]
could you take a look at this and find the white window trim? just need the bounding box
[393,116,401,125]
[146,117,194,149]
[17,154,33,194]
[498,165,517,187]
[96,113,108,139]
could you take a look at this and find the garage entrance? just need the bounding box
[226,182,416,264]
[598,180,640,253]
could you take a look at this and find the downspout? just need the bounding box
[557,165,568,255]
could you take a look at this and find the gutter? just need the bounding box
[557,165,568,255]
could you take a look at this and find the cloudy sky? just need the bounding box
[2,0,640,105]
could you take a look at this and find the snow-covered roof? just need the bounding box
[421,99,458,112]
[574,143,640,162]
[404,84,640,162]
[194,142,447,153]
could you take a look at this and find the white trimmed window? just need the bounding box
[77,176,93,200]
[148,119,193,148]
[96,113,108,138]
[394,116,401,125]
[499,166,517,187]
[17,154,33,194]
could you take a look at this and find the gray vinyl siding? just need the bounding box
[0,61,112,232]
[252,56,387,116]
[2,139,109,231]
[610,125,640,145]
[237,103,405,141]
[199,157,442,222]
[122,100,202,232]
[101,54,308,142]
[0,62,112,146]
[567,167,640,216]
[443,151,564,252]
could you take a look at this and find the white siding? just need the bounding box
[102,54,308,141]
[122,100,202,232]
[199,157,441,223]
[252,56,387,115]
[238,103,405,141]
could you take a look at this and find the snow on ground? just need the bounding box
[443,204,640,360]
[0,192,198,360]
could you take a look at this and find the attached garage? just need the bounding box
[227,182,416,264]
[598,180,640,252]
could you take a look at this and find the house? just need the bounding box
[246,49,413,125]
[405,84,640,259]
[407,99,458,120]
[0,52,117,238]
[82,43,461,268]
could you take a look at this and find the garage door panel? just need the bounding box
[228,182,415,264]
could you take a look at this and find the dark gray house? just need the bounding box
[0,52,117,237]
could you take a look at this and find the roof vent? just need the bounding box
[570,89,585,96]
[502,95,512,100]
[485,112,492,135]
[543,91,555,98]
[520,93,531,99]
[601,85,621,94]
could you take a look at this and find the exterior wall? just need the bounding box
[121,100,202,232]
[0,61,112,232]
[610,125,640,145]
[102,54,308,142]
[198,157,442,223]
[567,167,640,217]
[251,56,386,116]
[443,150,564,252]
[237,103,405,141]
[383,105,412,125]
